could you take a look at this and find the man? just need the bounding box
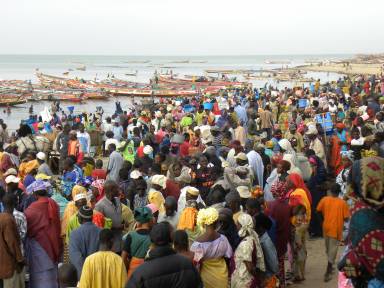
[79,229,127,288]
[95,180,123,253]
[0,193,25,288]
[246,142,264,188]
[69,206,101,279]
[77,124,91,156]
[107,143,124,182]
[284,123,304,152]
[127,222,202,288]
[36,152,53,176]
[306,126,327,167]
[259,105,274,138]
[151,174,181,200]
[56,123,71,173]
[24,180,62,288]
[5,175,23,210]
[112,121,124,141]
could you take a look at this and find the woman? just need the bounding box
[263,154,283,201]
[191,207,233,288]
[335,151,354,199]
[285,173,312,282]
[270,160,290,200]
[339,156,384,287]
[218,208,241,251]
[231,213,265,288]
[122,206,153,279]
[329,123,350,176]
[193,156,217,201]
[167,162,192,188]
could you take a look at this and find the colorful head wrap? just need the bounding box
[348,157,384,207]
[148,190,165,213]
[335,122,346,129]
[71,185,87,200]
[26,179,52,195]
[197,207,219,226]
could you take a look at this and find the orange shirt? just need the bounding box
[289,188,311,225]
[317,196,350,240]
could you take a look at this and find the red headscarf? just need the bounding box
[287,173,312,204]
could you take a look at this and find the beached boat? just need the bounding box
[0,99,27,106]
[76,66,86,71]
[125,71,138,76]
[265,60,291,64]
[82,91,108,100]
[109,88,197,97]
[170,60,189,64]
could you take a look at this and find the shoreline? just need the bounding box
[293,62,384,76]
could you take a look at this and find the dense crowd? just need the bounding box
[0,75,383,288]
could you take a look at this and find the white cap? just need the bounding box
[5,175,20,184]
[306,126,318,135]
[151,175,167,189]
[143,145,153,155]
[73,193,87,202]
[130,170,142,179]
[36,152,46,161]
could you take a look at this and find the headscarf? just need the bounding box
[341,150,355,162]
[134,206,153,224]
[91,179,105,201]
[196,207,219,226]
[71,185,87,200]
[287,173,312,204]
[26,180,52,195]
[349,157,384,207]
[148,189,165,213]
[237,212,266,272]
[336,122,346,129]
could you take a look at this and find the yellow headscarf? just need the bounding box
[196,207,218,226]
[71,185,87,200]
[147,189,165,213]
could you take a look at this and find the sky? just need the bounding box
[1,0,384,55]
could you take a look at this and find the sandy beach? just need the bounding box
[297,62,384,76]
[291,238,339,288]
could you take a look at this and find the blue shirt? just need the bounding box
[69,222,101,279]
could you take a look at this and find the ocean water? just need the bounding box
[0,54,350,131]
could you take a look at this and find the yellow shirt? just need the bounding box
[79,251,127,288]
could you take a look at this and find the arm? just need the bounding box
[4,218,24,268]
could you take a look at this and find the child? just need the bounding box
[91,159,107,180]
[58,263,78,288]
[317,183,350,282]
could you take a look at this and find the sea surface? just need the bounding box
[0,54,350,131]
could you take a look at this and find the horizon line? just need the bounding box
[0,52,368,57]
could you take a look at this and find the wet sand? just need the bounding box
[291,238,339,288]
[297,62,383,76]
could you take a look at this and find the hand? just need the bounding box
[15,261,25,273]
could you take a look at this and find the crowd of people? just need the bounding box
[0,74,383,288]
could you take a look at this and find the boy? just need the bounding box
[317,183,350,282]
[91,159,107,180]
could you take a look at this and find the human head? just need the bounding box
[198,155,208,169]
[185,186,199,202]
[78,123,85,133]
[36,152,46,163]
[58,263,78,288]
[104,180,119,199]
[164,196,177,217]
[99,229,114,250]
[135,178,147,197]
[108,143,116,154]
[254,212,272,236]
[5,175,20,191]
[95,159,103,169]
[134,206,153,225]
[341,150,354,168]
[78,206,93,224]
[74,193,87,209]
[150,222,172,246]
[197,207,219,229]
[2,192,17,212]
[277,160,291,174]
[245,198,262,217]
[173,230,189,252]
[330,183,341,197]
[225,192,241,214]
[63,157,75,172]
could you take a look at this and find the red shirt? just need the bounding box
[179,141,191,157]
[165,179,181,200]
[91,169,107,180]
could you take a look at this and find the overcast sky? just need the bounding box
[1,0,383,55]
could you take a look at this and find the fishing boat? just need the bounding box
[265,60,291,64]
[109,88,197,97]
[0,98,27,106]
[170,60,189,64]
[124,60,150,64]
[76,65,86,71]
[82,91,108,100]
[125,71,138,76]
[63,71,70,76]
